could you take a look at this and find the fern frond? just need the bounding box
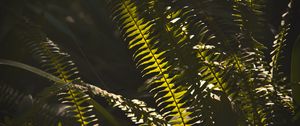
[191,41,243,125]
[184,0,239,46]
[0,84,31,112]
[109,0,191,125]
[270,0,292,92]
[230,0,270,77]
[14,24,99,126]
[231,0,272,43]
[27,38,81,83]
[138,3,221,125]
[161,4,240,124]
[268,0,295,122]
[57,86,99,125]
[145,1,201,89]
[222,1,290,122]
[145,2,240,124]
[0,84,70,125]
[228,46,292,125]
[75,83,168,125]
[233,50,271,125]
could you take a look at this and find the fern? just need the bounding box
[109,0,192,125]
[268,0,295,122]
[137,3,220,124]
[150,4,237,125]
[0,0,298,125]
[231,0,272,43]
[14,24,99,125]
[165,0,290,125]
[270,0,292,95]
[75,83,168,125]
[147,2,244,124]
[22,26,167,125]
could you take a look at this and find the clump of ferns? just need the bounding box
[0,0,298,125]
[108,0,296,125]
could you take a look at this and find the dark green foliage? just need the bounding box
[0,84,72,126]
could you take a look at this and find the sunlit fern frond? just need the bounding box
[14,24,99,126]
[75,83,168,125]
[108,0,192,125]
[146,1,201,87]
[270,0,292,95]
[186,80,217,125]
[139,3,219,125]
[57,86,99,125]
[191,42,242,125]
[268,0,295,122]
[26,36,81,83]
[233,49,272,125]
[144,2,241,125]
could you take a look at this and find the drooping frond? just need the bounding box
[268,0,295,119]
[14,24,99,126]
[56,86,99,125]
[26,35,82,83]
[75,83,168,125]
[270,0,292,92]
[108,0,191,125]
